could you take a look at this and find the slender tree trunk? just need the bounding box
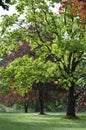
[39,88,44,114]
[66,85,76,117]
[24,102,28,113]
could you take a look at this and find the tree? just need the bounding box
[1,40,58,114]
[0,55,58,114]
[0,88,39,113]
[0,29,58,114]
[0,41,35,113]
[59,0,86,22]
[0,0,86,117]
[0,89,24,106]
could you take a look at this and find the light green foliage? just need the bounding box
[0,0,86,95]
[0,55,58,95]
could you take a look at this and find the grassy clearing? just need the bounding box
[0,112,86,130]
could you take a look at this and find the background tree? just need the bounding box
[0,55,58,114]
[0,88,39,113]
[76,89,86,112]
[2,41,34,67]
[0,41,34,113]
[59,0,86,22]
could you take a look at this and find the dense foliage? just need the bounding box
[0,0,86,116]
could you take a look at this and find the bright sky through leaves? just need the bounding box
[0,5,17,19]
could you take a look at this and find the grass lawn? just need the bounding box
[0,112,86,130]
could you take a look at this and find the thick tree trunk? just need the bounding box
[66,86,76,117]
[39,88,44,114]
[24,102,28,113]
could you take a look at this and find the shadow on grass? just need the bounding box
[0,113,86,130]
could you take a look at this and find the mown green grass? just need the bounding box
[0,112,86,130]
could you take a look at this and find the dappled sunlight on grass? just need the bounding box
[0,112,86,130]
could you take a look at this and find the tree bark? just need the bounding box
[66,85,76,117]
[24,102,28,113]
[39,88,44,114]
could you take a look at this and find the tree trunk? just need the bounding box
[39,88,44,114]
[24,102,28,113]
[66,86,76,117]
